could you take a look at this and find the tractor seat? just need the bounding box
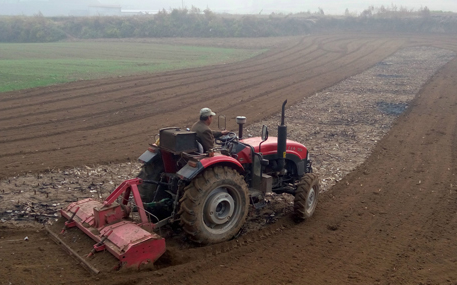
[196,141,204,154]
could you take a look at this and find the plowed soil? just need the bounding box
[1,33,457,285]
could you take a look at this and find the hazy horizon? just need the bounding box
[1,0,457,16]
[100,0,457,14]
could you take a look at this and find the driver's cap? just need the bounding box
[200,107,216,117]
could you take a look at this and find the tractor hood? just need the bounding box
[240,137,308,160]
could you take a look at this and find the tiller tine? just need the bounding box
[60,206,79,234]
[59,178,166,269]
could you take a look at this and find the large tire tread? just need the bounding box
[294,173,320,221]
[179,166,249,244]
[137,162,162,203]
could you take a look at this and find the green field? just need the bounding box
[0,42,265,92]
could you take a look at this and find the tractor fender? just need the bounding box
[138,147,161,165]
[177,155,245,181]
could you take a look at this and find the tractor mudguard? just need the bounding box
[138,148,161,165]
[177,154,245,181]
[138,150,157,163]
[177,162,205,180]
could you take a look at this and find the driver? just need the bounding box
[191,107,229,152]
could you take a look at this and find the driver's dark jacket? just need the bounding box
[191,120,222,152]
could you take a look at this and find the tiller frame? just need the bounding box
[48,178,165,274]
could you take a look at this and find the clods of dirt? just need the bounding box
[246,46,455,193]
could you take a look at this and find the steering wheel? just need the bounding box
[215,132,237,145]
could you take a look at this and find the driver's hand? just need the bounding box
[221,130,230,135]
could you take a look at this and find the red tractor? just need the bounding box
[55,100,319,271]
[137,100,319,244]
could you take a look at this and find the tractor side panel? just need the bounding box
[235,145,252,164]
[284,142,308,160]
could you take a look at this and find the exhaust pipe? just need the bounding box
[277,100,287,172]
[236,116,246,139]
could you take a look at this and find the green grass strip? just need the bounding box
[0,42,265,92]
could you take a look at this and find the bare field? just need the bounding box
[1,33,457,285]
[0,34,408,178]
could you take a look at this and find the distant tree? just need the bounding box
[189,6,201,14]
[375,5,386,17]
[420,6,431,18]
[203,7,215,20]
[360,6,374,18]
[2,5,456,43]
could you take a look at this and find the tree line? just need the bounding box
[0,7,456,43]
[0,8,311,42]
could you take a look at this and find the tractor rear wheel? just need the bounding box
[179,166,249,244]
[294,173,319,221]
[137,161,164,203]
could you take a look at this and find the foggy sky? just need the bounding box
[100,0,457,14]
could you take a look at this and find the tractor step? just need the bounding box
[249,188,266,209]
[248,188,263,198]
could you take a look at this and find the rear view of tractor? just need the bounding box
[137,99,319,243]
[50,99,319,272]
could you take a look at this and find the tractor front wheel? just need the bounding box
[294,173,319,221]
[179,166,249,244]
